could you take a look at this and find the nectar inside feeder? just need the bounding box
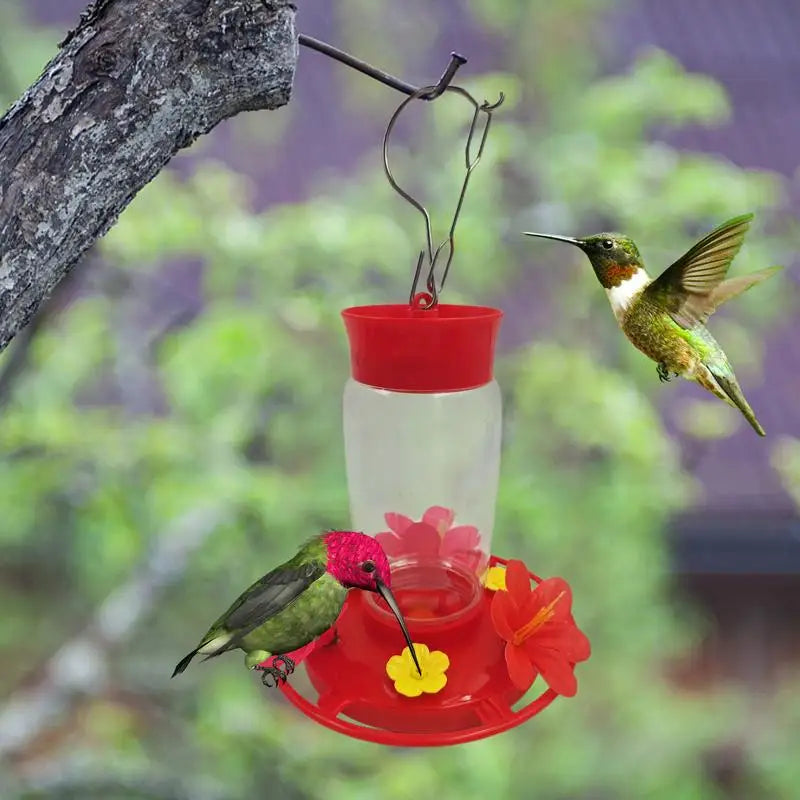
[279,83,583,745]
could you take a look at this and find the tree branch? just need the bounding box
[0,0,297,353]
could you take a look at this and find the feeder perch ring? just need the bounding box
[278,557,560,746]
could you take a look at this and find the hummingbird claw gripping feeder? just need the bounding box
[280,42,589,745]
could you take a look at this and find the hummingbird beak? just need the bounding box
[375,578,422,676]
[523,231,584,248]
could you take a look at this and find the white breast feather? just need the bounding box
[605,269,650,322]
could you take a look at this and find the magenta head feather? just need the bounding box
[323,530,392,590]
[322,530,420,674]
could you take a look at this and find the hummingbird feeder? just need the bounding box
[279,45,590,745]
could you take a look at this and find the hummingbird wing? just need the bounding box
[707,266,782,308]
[644,213,754,329]
[172,560,326,674]
[197,560,326,657]
[221,561,326,634]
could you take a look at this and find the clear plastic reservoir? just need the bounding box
[341,302,503,620]
[343,378,501,584]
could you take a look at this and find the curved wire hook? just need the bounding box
[383,85,505,309]
[298,36,468,101]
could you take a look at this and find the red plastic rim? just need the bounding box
[278,556,559,746]
[341,304,503,392]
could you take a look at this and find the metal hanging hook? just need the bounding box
[298,35,467,100]
[296,34,502,308]
[382,85,504,309]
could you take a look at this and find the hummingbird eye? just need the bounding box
[601,239,614,250]
[361,560,376,574]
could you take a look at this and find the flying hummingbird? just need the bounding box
[524,214,780,436]
[172,531,420,685]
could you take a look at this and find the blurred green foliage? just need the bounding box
[1,0,798,798]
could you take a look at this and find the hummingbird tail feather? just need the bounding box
[172,633,234,676]
[711,370,766,437]
[172,648,200,677]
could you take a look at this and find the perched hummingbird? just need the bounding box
[172,531,420,685]
[524,214,780,436]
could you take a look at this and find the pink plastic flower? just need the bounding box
[376,506,484,572]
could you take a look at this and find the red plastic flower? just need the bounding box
[375,506,484,572]
[490,560,590,697]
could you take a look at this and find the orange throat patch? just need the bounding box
[600,262,638,288]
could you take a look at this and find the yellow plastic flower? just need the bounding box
[484,565,507,591]
[386,643,449,697]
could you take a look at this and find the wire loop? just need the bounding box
[382,86,504,309]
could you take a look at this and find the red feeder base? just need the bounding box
[279,556,559,746]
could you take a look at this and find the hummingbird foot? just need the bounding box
[255,656,295,688]
[271,655,295,676]
[257,666,284,688]
[657,362,674,383]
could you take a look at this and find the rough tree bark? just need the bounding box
[0,0,297,353]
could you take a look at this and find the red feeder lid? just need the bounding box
[342,303,503,392]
